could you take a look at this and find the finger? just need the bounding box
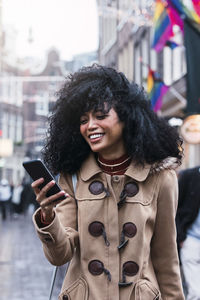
[39,180,56,198]
[36,180,56,204]
[31,178,44,195]
[31,178,44,188]
[40,191,68,208]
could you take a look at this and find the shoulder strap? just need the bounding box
[56,173,77,206]
[72,174,78,207]
[72,173,77,192]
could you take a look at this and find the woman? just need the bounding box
[32,65,185,300]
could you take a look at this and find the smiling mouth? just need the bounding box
[89,133,104,140]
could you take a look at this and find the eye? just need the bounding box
[80,118,88,125]
[96,114,108,120]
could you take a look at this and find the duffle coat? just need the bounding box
[33,153,185,300]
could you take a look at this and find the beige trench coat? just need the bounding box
[33,153,185,300]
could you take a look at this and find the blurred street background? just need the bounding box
[0,0,200,299]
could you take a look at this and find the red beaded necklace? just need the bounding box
[98,154,131,175]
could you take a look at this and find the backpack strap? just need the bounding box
[72,174,77,193]
[72,173,78,207]
[56,173,77,206]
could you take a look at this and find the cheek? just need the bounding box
[80,125,87,137]
[112,123,124,138]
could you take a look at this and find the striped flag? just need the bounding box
[152,0,173,52]
[192,0,200,17]
[167,3,184,31]
[147,69,169,112]
[166,0,200,24]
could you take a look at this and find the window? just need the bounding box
[35,94,49,116]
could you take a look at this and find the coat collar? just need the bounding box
[79,153,178,182]
[125,162,151,182]
[79,152,151,182]
[80,153,102,181]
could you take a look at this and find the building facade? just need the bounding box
[0,44,98,184]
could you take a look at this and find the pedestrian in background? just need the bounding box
[176,166,200,300]
[11,182,23,216]
[20,178,38,215]
[31,65,184,299]
[0,179,12,220]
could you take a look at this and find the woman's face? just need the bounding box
[80,107,125,159]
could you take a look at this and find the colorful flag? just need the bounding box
[185,7,200,24]
[152,0,173,52]
[166,0,185,15]
[167,0,200,24]
[192,0,200,17]
[147,69,169,112]
[166,3,184,31]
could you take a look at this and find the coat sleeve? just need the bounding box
[150,170,185,300]
[32,173,79,266]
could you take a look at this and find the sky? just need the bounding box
[2,0,99,60]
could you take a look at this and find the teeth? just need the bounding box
[89,134,104,139]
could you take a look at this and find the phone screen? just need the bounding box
[22,159,66,201]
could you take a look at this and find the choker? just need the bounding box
[98,154,131,175]
[98,156,131,167]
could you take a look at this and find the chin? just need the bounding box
[90,147,102,153]
[90,145,105,153]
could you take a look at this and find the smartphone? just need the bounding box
[22,159,67,202]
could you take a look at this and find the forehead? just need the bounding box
[81,102,111,116]
[81,107,118,118]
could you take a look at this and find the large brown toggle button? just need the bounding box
[124,182,139,197]
[119,261,139,287]
[123,222,137,238]
[88,260,111,281]
[118,222,137,250]
[88,221,110,246]
[118,182,139,209]
[123,261,139,276]
[89,181,110,197]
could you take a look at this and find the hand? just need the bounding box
[31,178,68,223]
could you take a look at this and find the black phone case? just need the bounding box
[22,159,66,201]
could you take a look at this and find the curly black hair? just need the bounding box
[42,64,183,175]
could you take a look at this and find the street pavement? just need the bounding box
[0,206,64,300]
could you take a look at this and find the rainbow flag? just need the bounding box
[147,69,169,112]
[152,0,173,52]
[167,3,184,31]
[192,0,200,17]
[183,2,200,24]
[167,0,200,24]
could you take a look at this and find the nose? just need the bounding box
[88,117,97,130]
